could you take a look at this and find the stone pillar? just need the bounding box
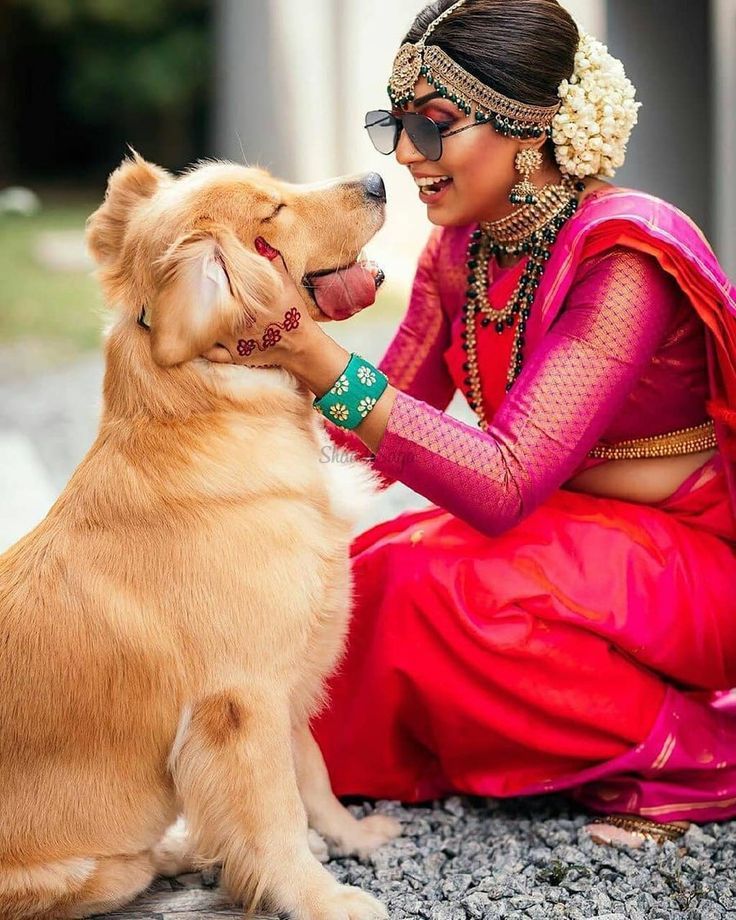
[267,0,341,181]
[214,0,342,182]
[712,0,736,278]
[605,0,713,239]
[560,0,606,37]
[213,0,290,176]
[337,0,432,281]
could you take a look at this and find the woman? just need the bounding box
[220,0,736,846]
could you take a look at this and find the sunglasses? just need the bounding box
[364,109,486,161]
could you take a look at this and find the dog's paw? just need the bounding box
[359,814,402,840]
[314,884,388,920]
[152,816,197,877]
[307,828,330,863]
[328,814,402,860]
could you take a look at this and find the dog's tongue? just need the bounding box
[309,262,383,320]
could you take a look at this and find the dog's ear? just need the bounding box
[149,226,281,367]
[86,150,169,266]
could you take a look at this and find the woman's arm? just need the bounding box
[333,247,681,536]
[316,230,457,484]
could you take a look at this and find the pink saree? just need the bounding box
[313,190,736,823]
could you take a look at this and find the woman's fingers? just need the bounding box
[200,344,233,363]
[198,252,324,367]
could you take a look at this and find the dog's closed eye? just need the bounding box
[264,203,286,222]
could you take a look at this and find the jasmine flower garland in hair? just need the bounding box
[552,31,641,179]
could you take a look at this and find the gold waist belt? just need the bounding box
[587,420,717,461]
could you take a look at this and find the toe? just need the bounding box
[584,822,645,848]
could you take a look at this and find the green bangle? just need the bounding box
[313,353,388,430]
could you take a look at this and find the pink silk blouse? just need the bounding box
[326,229,711,537]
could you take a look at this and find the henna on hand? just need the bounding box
[236,307,301,357]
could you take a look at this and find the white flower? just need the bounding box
[329,403,350,422]
[552,30,641,179]
[331,374,349,395]
[356,365,377,386]
[571,133,588,152]
[358,396,377,417]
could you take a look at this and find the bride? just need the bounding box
[218,0,736,848]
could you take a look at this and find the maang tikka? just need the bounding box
[388,0,560,139]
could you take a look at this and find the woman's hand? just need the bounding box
[202,255,321,371]
[201,254,354,404]
[202,252,397,449]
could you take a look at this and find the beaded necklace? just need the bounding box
[460,175,585,431]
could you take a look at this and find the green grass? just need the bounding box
[0,200,404,361]
[0,201,105,356]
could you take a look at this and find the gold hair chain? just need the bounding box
[388,0,560,137]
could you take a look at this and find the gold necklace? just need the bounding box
[482,175,579,252]
[460,177,583,430]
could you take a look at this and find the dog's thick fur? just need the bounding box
[0,155,399,920]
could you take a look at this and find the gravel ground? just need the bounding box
[330,796,736,920]
[99,795,736,919]
[3,339,736,919]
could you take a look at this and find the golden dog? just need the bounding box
[0,154,399,920]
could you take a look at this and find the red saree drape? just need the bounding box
[313,190,736,822]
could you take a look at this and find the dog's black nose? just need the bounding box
[362,173,386,203]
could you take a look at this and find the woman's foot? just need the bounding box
[583,815,689,848]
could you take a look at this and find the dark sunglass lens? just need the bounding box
[403,113,442,161]
[365,110,399,155]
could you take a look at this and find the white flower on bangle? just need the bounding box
[356,365,377,386]
[331,374,349,395]
[358,396,377,417]
[329,403,350,421]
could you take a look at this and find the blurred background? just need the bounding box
[0,0,735,547]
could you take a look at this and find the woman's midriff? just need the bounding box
[564,448,718,504]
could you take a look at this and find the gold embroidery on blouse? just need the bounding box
[587,420,717,460]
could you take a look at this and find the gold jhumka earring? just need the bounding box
[510,148,544,206]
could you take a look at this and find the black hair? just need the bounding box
[404,0,579,109]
